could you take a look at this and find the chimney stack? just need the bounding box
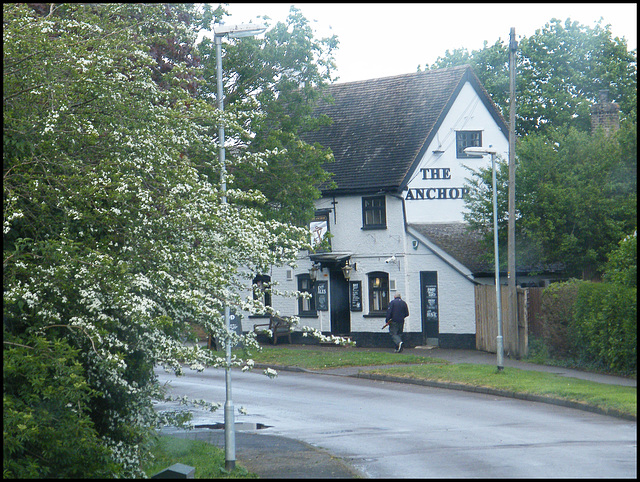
[590,89,620,135]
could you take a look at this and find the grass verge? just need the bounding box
[141,434,257,479]
[363,363,636,417]
[246,346,636,418]
[244,344,447,369]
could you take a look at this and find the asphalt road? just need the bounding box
[154,365,637,478]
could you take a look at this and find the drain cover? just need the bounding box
[194,422,270,430]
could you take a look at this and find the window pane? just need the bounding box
[363,196,386,228]
[298,275,316,314]
[368,272,389,312]
[456,131,482,158]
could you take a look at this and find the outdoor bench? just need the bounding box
[253,314,293,345]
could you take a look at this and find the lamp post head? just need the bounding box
[214,23,267,39]
[464,146,498,156]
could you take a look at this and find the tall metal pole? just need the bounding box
[507,27,518,358]
[215,34,235,472]
[492,152,504,371]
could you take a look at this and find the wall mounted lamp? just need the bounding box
[309,263,320,281]
[341,261,356,281]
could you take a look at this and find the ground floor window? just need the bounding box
[253,274,271,310]
[297,274,316,315]
[368,271,389,314]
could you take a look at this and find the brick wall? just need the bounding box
[590,90,620,135]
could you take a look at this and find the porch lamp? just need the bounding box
[341,261,354,281]
[309,263,319,281]
[214,21,267,472]
[464,146,504,371]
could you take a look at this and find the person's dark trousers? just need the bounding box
[389,321,404,349]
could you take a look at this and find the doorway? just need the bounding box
[420,271,439,344]
[330,269,350,334]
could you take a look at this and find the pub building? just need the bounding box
[246,65,511,349]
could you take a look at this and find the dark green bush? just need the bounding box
[573,282,637,375]
[539,280,581,358]
[539,279,636,376]
[3,336,122,478]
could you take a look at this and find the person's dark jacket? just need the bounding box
[386,297,409,324]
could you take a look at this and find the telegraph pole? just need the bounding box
[508,28,518,356]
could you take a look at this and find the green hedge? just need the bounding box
[540,280,636,376]
[573,282,637,375]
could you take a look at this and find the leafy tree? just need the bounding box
[196,5,338,225]
[464,123,637,279]
[603,230,637,287]
[427,18,637,136]
[3,3,321,476]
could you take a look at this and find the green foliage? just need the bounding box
[464,122,636,278]
[427,18,637,136]
[539,280,582,358]
[538,280,636,376]
[3,3,322,477]
[453,17,637,279]
[196,6,338,226]
[4,336,120,478]
[142,435,258,478]
[603,230,637,286]
[516,127,636,278]
[573,282,637,375]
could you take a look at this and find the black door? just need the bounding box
[330,269,350,334]
[420,271,439,343]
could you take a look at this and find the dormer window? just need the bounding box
[456,130,482,158]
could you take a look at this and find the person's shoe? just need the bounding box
[397,342,403,353]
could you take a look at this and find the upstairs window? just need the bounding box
[362,196,386,229]
[368,272,389,314]
[456,130,482,158]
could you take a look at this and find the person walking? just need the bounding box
[382,292,409,353]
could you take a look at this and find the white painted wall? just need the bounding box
[404,81,509,224]
[238,79,507,343]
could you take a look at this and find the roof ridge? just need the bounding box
[329,64,471,87]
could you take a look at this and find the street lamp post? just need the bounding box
[214,22,266,471]
[464,146,504,371]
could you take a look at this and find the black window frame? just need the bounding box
[297,274,317,316]
[456,130,483,158]
[368,271,390,315]
[252,274,272,310]
[362,195,387,230]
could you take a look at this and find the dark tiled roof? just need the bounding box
[410,223,567,276]
[302,65,507,195]
[409,223,493,274]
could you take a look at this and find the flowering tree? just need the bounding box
[3,3,334,477]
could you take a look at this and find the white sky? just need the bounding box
[218,3,637,83]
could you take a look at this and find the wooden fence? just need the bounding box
[475,285,545,358]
